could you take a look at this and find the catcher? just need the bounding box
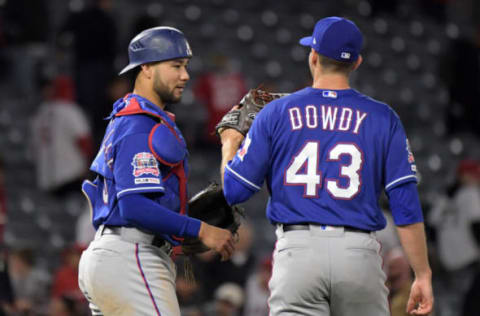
[78,26,235,316]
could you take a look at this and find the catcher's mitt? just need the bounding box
[181,182,244,256]
[215,88,289,136]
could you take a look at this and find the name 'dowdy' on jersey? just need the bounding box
[288,104,368,134]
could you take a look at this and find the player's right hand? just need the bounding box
[198,222,235,261]
[406,275,434,315]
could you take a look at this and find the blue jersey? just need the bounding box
[82,94,189,244]
[224,87,421,231]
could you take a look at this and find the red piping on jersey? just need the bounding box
[135,244,161,316]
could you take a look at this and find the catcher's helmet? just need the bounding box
[119,26,193,75]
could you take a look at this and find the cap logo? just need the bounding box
[341,52,351,59]
[313,38,317,45]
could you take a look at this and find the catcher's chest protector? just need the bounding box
[83,95,190,228]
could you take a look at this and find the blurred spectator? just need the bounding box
[48,295,80,316]
[3,0,49,96]
[197,223,256,301]
[193,54,247,146]
[58,0,117,146]
[385,248,413,316]
[51,244,85,302]
[242,257,272,316]
[203,283,245,316]
[8,248,50,316]
[428,159,480,316]
[30,75,93,198]
[439,32,480,137]
[50,244,88,316]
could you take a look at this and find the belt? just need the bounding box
[101,226,172,253]
[283,224,371,234]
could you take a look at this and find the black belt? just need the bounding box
[283,224,371,234]
[102,226,169,248]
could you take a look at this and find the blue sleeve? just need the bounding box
[386,181,424,225]
[384,113,418,191]
[223,169,256,205]
[223,106,273,200]
[113,133,165,199]
[119,193,201,237]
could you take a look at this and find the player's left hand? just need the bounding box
[406,276,434,315]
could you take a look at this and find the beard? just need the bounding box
[153,77,182,104]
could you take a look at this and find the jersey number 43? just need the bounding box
[284,141,363,200]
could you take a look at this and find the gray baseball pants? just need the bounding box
[78,226,180,316]
[268,224,389,316]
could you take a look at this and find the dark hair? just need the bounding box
[129,61,163,85]
[125,67,142,86]
[318,55,356,75]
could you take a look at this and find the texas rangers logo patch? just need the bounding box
[238,135,252,161]
[131,152,160,177]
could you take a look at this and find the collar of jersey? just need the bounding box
[301,87,357,96]
[108,93,176,123]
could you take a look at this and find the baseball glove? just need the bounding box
[181,182,244,256]
[215,88,289,136]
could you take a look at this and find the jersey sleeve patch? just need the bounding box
[131,152,160,177]
[113,133,165,198]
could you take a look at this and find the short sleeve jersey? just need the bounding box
[225,88,419,231]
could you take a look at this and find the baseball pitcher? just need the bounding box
[219,17,434,316]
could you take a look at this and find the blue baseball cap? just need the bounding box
[299,17,363,62]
